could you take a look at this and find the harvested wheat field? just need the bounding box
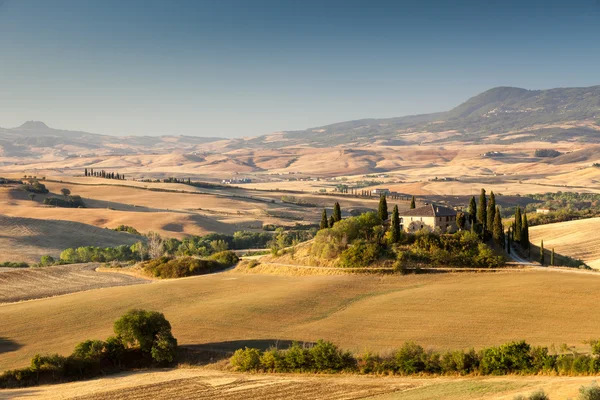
[2,367,599,400]
[529,218,600,269]
[0,263,149,304]
[4,270,600,371]
[0,215,142,263]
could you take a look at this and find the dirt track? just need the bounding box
[0,263,149,304]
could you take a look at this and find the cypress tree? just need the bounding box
[378,195,388,221]
[410,196,416,209]
[468,196,477,226]
[487,191,496,233]
[84,168,88,177]
[507,227,511,254]
[320,209,328,230]
[551,248,555,266]
[521,213,529,252]
[328,215,335,228]
[477,189,487,229]
[514,206,522,243]
[333,202,342,222]
[540,240,544,265]
[493,206,503,245]
[391,205,400,243]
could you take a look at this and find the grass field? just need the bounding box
[2,367,599,400]
[529,218,600,269]
[4,270,600,372]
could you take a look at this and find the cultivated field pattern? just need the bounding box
[0,263,149,303]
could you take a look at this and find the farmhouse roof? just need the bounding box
[400,204,457,217]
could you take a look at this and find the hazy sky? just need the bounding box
[1,0,599,137]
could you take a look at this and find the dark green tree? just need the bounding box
[410,196,416,209]
[521,213,529,252]
[378,195,388,221]
[84,168,88,177]
[514,206,522,243]
[328,215,335,228]
[390,205,400,243]
[320,209,328,230]
[540,240,544,265]
[477,189,487,230]
[493,206,503,246]
[551,248,555,266]
[507,227,511,254]
[468,196,477,226]
[456,212,466,231]
[113,309,177,363]
[333,202,342,222]
[487,191,496,233]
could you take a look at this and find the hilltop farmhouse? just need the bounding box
[399,204,458,233]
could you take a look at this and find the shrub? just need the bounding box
[0,261,29,268]
[43,195,85,208]
[579,382,600,400]
[113,309,177,364]
[393,342,427,374]
[231,348,263,371]
[141,256,227,279]
[480,341,532,375]
[308,340,355,372]
[339,240,381,267]
[39,255,55,267]
[209,251,239,266]
[72,340,106,360]
[113,225,141,235]
[514,390,550,400]
[284,342,312,371]
[259,348,286,372]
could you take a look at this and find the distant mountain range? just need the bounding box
[257,85,600,147]
[1,85,599,158]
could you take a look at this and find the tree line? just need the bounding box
[231,338,600,377]
[84,168,126,180]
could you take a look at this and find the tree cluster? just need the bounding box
[0,310,177,389]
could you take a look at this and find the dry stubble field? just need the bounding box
[3,364,600,400]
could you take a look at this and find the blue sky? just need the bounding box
[0,0,599,137]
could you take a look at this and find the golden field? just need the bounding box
[529,218,600,269]
[4,270,600,372]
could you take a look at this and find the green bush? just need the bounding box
[113,225,141,235]
[308,340,355,372]
[231,347,263,371]
[208,251,239,266]
[43,195,85,208]
[141,256,227,279]
[0,261,30,268]
[339,241,381,267]
[39,255,55,267]
[480,341,532,375]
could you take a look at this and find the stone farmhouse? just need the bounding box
[399,204,458,233]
